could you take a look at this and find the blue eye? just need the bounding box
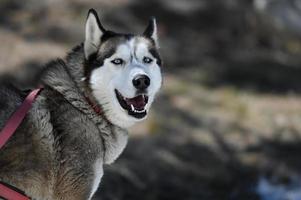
[111,58,124,65]
[143,56,153,64]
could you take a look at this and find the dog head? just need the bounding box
[84,9,162,128]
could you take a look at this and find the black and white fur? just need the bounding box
[85,9,162,128]
[0,9,162,200]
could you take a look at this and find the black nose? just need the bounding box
[132,75,150,90]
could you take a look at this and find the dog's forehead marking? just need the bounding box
[114,44,131,59]
[134,38,152,60]
[114,37,152,60]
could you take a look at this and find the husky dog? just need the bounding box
[0,9,162,200]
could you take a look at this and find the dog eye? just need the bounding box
[143,57,153,64]
[111,58,124,65]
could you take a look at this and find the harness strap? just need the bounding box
[0,183,29,200]
[0,88,42,149]
[0,88,42,200]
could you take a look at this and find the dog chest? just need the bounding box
[89,158,104,199]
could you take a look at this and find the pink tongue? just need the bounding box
[126,95,145,110]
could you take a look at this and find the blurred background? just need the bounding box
[1,0,301,199]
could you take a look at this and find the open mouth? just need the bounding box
[115,89,149,119]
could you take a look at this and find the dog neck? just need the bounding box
[85,93,102,115]
[40,55,128,164]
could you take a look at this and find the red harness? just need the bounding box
[0,88,42,200]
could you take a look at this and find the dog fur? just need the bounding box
[0,9,162,200]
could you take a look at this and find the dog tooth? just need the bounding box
[130,104,134,111]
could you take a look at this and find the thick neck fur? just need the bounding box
[39,44,128,164]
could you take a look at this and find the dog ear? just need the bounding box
[143,17,158,47]
[84,9,106,59]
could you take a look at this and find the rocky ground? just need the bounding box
[1,0,301,199]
